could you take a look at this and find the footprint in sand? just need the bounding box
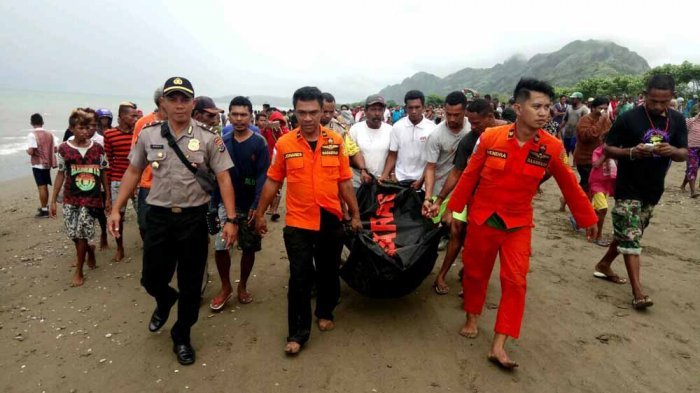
[595,333,629,344]
[665,332,690,344]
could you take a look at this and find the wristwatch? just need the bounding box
[225,217,240,225]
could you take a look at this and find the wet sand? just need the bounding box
[1,164,698,393]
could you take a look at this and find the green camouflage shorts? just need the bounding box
[612,199,654,255]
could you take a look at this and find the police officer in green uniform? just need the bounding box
[108,77,238,365]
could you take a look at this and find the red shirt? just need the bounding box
[58,141,108,208]
[103,128,134,182]
[448,125,597,229]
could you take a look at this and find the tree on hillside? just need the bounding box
[426,94,444,107]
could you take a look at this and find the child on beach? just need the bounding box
[588,143,617,246]
[50,108,110,286]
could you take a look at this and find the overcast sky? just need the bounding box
[1,0,698,103]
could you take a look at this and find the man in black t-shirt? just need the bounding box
[594,75,688,310]
[428,99,507,296]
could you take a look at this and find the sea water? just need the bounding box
[0,89,233,181]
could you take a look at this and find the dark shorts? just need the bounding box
[563,137,576,154]
[32,168,52,186]
[576,164,592,192]
[214,204,261,252]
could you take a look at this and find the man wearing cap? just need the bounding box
[559,92,590,163]
[255,86,362,355]
[193,96,224,133]
[103,102,139,262]
[348,94,393,188]
[380,90,437,188]
[108,77,238,365]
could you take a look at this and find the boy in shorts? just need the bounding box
[588,144,616,246]
[50,108,110,287]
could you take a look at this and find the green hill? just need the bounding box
[379,40,650,101]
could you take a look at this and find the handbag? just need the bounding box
[160,123,217,193]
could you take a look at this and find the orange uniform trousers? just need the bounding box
[463,219,531,339]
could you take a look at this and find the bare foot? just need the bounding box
[318,319,335,332]
[284,341,301,355]
[71,274,85,287]
[112,247,124,262]
[459,314,479,338]
[487,349,518,370]
[99,234,109,250]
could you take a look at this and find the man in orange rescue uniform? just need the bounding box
[448,78,598,369]
[255,86,362,355]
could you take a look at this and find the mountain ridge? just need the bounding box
[379,40,650,101]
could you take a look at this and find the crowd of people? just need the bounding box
[23,74,694,368]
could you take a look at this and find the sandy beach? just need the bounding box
[1,164,698,393]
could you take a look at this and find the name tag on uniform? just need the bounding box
[321,144,339,156]
[284,152,303,159]
[150,144,164,149]
[525,150,551,167]
[486,149,507,159]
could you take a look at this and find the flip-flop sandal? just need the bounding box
[691,194,699,199]
[595,239,612,247]
[209,293,233,311]
[632,296,654,310]
[593,271,628,284]
[433,283,449,295]
[238,293,254,304]
[488,355,518,370]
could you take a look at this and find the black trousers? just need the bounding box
[282,209,344,345]
[577,164,593,193]
[142,204,208,345]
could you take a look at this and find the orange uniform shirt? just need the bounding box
[267,127,353,231]
[448,124,597,229]
[131,112,158,189]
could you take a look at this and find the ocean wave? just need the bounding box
[0,142,28,156]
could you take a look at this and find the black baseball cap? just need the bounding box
[194,96,224,114]
[163,77,194,98]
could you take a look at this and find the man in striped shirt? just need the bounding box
[104,102,139,262]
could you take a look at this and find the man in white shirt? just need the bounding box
[349,95,393,188]
[26,113,58,217]
[422,91,470,223]
[379,90,436,189]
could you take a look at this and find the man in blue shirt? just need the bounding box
[210,96,270,310]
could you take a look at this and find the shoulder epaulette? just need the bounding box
[194,120,216,134]
[143,120,165,129]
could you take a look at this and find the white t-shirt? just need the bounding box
[389,116,436,181]
[423,119,470,194]
[349,121,392,187]
[383,108,391,123]
[26,129,59,169]
[69,133,104,146]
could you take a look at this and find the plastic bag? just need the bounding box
[340,181,446,298]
